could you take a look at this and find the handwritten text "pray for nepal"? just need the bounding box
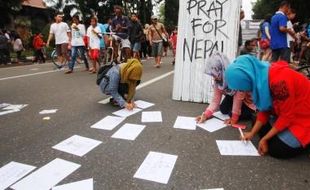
[183,0,229,62]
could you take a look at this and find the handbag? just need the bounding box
[259,39,270,50]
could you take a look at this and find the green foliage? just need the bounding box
[0,0,26,28]
[253,0,310,23]
[164,0,179,31]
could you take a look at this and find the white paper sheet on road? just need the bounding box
[90,115,126,130]
[135,100,155,109]
[39,109,58,114]
[173,116,196,130]
[216,140,260,156]
[0,103,10,109]
[112,108,142,118]
[52,178,93,190]
[141,111,162,123]
[0,161,36,190]
[11,158,81,190]
[212,111,230,121]
[2,104,28,111]
[0,109,20,116]
[197,118,227,132]
[134,151,178,184]
[111,123,145,140]
[53,135,102,157]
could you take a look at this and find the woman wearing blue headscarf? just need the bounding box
[225,55,310,159]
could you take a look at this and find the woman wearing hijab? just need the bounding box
[99,58,142,110]
[225,55,310,158]
[196,52,256,124]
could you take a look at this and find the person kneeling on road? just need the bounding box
[99,58,142,110]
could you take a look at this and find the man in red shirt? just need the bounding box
[225,55,310,159]
[33,33,46,63]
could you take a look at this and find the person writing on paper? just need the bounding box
[196,52,256,125]
[225,55,310,159]
[99,58,142,110]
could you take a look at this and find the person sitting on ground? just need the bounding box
[196,52,256,125]
[99,58,142,110]
[225,55,310,159]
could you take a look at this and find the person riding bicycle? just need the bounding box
[111,5,132,63]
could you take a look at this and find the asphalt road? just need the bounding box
[0,56,310,190]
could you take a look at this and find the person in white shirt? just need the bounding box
[65,15,89,74]
[286,8,297,63]
[47,12,71,68]
[87,16,102,73]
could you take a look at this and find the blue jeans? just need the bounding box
[99,65,126,107]
[69,46,89,70]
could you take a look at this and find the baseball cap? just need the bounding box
[151,15,158,20]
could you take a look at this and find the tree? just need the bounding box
[0,0,27,28]
[253,0,310,23]
[164,0,179,31]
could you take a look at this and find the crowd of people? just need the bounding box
[240,1,310,66]
[1,2,309,160]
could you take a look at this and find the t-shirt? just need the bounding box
[287,20,294,47]
[98,23,109,48]
[270,11,288,50]
[13,39,23,51]
[50,22,70,44]
[71,24,86,47]
[261,21,270,40]
[111,16,131,39]
[87,25,101,49]
[149,22,165,42]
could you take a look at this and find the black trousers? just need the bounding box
[34,49,45,63]
[271,48,290,63]
[219,95,254,121]
[258,122,305,159]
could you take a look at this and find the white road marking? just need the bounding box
[98,70,174,104]
[0,70,61,81]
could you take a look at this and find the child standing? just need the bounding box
[87,17,102,73]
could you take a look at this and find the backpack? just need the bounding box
[96,64,113,85]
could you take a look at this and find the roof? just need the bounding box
[22,0,46,9]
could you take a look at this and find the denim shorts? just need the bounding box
[152,41,163,57]
[132,42,141,52]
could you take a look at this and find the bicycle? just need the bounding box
[50,48,85,68]
[296,65,310,79]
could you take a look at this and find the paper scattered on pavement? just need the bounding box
[39,109,58,115]
[52,135,102,157]
[212,111,230,121]
[135,100,155,109]
[134,151,178,184]
[216,140,260,156]
[90,115,125,130]
[112,108,142,118]
[52,178,93,190]
[141,111,162,123]
[197,118,227,132]
[111,123,145,141]
[11,158,81,190]
[0,161,36,190]
[173,116,196,130]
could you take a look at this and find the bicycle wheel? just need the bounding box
[296,65,310,79]
[51,50,62,68]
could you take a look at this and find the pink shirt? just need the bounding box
[204,87,256,122]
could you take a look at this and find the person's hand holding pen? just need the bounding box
[196,112,207,124]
